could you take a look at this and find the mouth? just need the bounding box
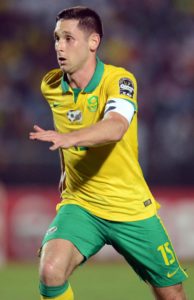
[58,57,67,64]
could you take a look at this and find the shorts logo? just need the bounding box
[119,78,134,98]
[167,267,179,278]
[46,226,58,235]
[67,110,82,122]
[87,96,98,112]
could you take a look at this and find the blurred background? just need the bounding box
[0,0,194,299]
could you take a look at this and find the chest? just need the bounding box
[49,87,107,133]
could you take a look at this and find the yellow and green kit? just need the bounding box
[41,57,159,222]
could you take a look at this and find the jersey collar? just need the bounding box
[61,57,104,94]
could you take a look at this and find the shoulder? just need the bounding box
[104,64,137,82]
[103,64,137,96]
[41,69,63,93]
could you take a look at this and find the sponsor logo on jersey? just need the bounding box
[50,102,62,108]
[119,78,134,98]
[87,96,98,112]
[67,110,82,123]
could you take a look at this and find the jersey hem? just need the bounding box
[56,201,157,222]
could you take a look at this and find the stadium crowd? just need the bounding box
[0,0,194,184]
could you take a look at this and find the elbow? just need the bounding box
[103,113,129,143]
[111,123,127,142]
[113,133,124,142]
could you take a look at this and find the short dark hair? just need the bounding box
[56,6,103,39]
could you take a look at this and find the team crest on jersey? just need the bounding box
[87,96,98,112]
[119,78,134,98]
[67,110,82,123]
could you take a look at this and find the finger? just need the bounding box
[49,140,62,150]
[49,144,59,151]
[36,135,53,142]
[29,131,39,139]
[29,134,37,140]
[29,132,52,142]
[33,125,45,132]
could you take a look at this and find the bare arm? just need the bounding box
[29,112,128,151]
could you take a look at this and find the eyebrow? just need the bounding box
[54,30,73,36]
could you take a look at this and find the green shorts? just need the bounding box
[42,204,188,287]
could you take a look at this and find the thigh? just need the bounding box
[40,239,84,282]
[110,215,188,287]
[41,204,106,261]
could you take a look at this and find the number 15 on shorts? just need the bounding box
[157,242,176,266]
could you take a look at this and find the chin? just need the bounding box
[59,65,69,73]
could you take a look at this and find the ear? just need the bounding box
[89,33,100,52]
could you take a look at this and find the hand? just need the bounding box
[29,125,69,151]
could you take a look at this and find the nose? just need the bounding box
[55,39,65,52]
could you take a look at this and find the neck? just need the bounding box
[67,56,97,89]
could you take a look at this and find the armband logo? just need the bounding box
[119,78,134,98]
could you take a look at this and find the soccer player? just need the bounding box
[29,6,188,300]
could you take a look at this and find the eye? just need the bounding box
[54,34,59,42]
[65,36,73,42]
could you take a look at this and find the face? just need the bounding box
[54,19,94,74]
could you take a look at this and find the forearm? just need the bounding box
[68,114,127,147]
[29,113,128,150]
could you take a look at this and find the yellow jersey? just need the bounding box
[41,57,159,221]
